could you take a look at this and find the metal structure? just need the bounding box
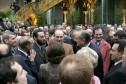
[15,0,123,26]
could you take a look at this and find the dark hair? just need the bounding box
[70,30,77,38]
[93,25,104,35]
[19,40,30,49]
[0,44,16,84]
[0,61,17,84]
[46,42,65,64]
[116,40,126,53]
[93,24,110,40]
[2,31,15,43]
[33,29,43,38]
[79,31,91,43]
[114,30,126,39]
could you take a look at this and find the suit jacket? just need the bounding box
[104,62,126,84]
[33,42,47,68]
[63,43,74,55]
[38,62,60,84]
[14,49,38,77]
[27,74,37,84]
[14,54,32,75]
[65,38,80,54]
[0,22,9,30]
[89,42,104,82]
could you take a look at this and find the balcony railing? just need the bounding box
[15,0,63,22]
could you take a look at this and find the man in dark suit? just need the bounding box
[33,29,47,68]
[0,18,9,30]
[14,36,38,78]
[75,30,103,83]
[2,31,17,49]
[2,31,34,76]
[104,41,126,84]
[0,44,37,84]
[65,30,80,53]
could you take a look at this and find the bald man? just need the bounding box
[14,36,38,78]
[49,29,74,55]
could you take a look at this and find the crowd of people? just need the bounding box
[0,17,126,84]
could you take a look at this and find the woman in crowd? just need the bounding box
[38,42,65,84]
[77,47,101,84]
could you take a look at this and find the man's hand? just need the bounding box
[28,49,36,61]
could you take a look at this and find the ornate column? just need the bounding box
[62,0,68,24]
[82,1,88,26]
[63,11,68,24]
[87,0,97,24]
[90,8,94,24]
[83,11,88,26]
[121,0,126,23]
[123,9,126,23]
[68,0,77,14]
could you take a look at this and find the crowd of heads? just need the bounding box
[1,16,126,84]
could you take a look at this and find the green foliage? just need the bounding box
[9,14,19,22]
[35,7,47,26]
[94,5,101,24]
[114,7,123,25]
[0,9,19,22]
[67,9,80,29]
[0,12,6,18]
[16,0,20,4]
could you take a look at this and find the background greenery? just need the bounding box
[67,9,80,28]
[0,9,19,22]
[35,7,47,26]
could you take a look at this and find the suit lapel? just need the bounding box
[16,50,29,60]
[105,62,122,77]
[33,42,46,61]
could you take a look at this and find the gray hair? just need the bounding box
[76,47,98,68]
[2,31,14,43]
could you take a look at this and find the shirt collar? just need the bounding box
[114,60,122,66]
[94,39,104,44]
[18,48,28,57]
[86,42,91,47]
[81,42,91,50]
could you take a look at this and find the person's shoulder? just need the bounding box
[40,63,49,70]
[27,74,37,84]
[102,40,111,47]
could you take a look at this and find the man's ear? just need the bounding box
[120,52,124,58]
[82,39,85,43]
[122,37,125,40]
[33,37,37,41]
[4,39,8,43]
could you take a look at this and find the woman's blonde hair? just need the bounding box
[77,47,98,68]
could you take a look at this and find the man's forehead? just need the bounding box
[9,34,16,37]
[38,32,44,35]
[55,30,64,35]
[9,34,16,38]
[95,29,103,33]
